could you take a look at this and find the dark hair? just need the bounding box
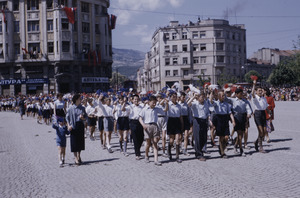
[72,94,81,104]
[265,88,271,97]
[235,88,243,94]
[132,94,139,99]
[180,91,186,97]
[149,95,157,102]
[57,93,63,98]
[255,86,262,91]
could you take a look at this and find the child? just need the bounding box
[53,117,69,167]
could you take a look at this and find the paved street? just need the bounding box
[1,101,300,198]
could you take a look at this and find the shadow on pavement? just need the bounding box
[81,158,120,165]
[246,147,290,155]
[268,138,293,143]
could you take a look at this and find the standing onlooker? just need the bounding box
[264,88,275,143]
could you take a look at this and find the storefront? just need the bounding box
[81,77,109,93]
[0,78,48,95]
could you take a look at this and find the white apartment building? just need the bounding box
[0,0,113,95]
[138,19,246,91]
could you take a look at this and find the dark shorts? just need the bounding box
[254,110,266,127]
[182,116,190,131]
[117,117,130,131]
[234,113,247,131]
[167,117,182,135]
[43,109,50,119]
[212,114,230,136]
[87,117,97,126]
[98,117,104,131]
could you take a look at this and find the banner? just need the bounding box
[0,78,48,85]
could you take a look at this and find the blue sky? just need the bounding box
[109,0,300,58]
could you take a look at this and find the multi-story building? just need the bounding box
[0,0,113,95]
[138,19,246,91]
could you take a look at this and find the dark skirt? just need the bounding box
[70,121,85,152]
[43,109,50,119]
[167,117,182,135]
[87,117,97,126]
[182,115,190,131]
[213,114,230,136]
[234,113,247,131]
[254,110,266,127]
[117,117,130,130]
[19,107,25,116]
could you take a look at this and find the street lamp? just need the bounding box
[240,65,245,82]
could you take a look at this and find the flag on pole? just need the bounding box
[63,7,77,24]
[111,14,117,29]
[22,48,28,54]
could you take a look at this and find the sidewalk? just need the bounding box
[0,101,300,198]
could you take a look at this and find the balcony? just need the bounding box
[27,11,39,20]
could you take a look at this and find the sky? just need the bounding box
[109,0,300,58]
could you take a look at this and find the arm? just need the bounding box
[187,95,196,107]
[230,113,236,127]
[139,116,148,130]
[251,80,256,98]
[163,99,169,112]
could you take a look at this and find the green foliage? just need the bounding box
[244,70,262,83]
[267,63,296,86]
[217,73,238,86]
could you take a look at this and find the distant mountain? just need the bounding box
[112,48,145,80]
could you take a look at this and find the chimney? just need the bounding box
[169,21,179,27]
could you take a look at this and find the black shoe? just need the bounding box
[176,158,182,163]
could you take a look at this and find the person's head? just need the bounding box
[264,87,271,97]
[255,86,263,97]
[72,94,81,105]
[132,94,140,105]
[148,96,157,108]
[88,98,93,105]
[57,117,65,126]
[218,90,225,102]
[179,92,186,102]
[198,92,206,104]
[156,93,163,101]
[224,88,231,97]
[235,88,243,99]
[169,92,177,103]
[105,97,111,105]
[57,93,63,100]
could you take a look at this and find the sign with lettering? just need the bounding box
[0,78,48,85]
[82,77,109,83]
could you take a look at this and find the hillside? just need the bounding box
[112,48,145,80]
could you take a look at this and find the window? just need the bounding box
[215,30,223,38]
[82,22,90,33]
[72,0,77,7]
[13,0,19,11]
[227,56,231,64]
[233,69,236,75]
[164,45,170,53]
[73,21,77,32]
[172,33,177,40]
[165,70,170,76]
[14,21,19,32]
[47,20,53,31]
[173,70,178,76]
[217,56,225,63]
[200,31,206,38]
[200,56,206,63]
[48,42,54,53]
[0,23,2,33]
[233,57,236,63]
[232,33,235,40]
[183,70,189,76]
[28,21,39,32]
[164,33,170,40]
[101,6,107,14]
[182,44,187,52]
[61,19,69,30]
[182,32,187,39]
[216,43,224,51]
[47,0,53,9]
[172,45,177,52]
[183,57,188,64]
[193,57,199,64]
[194,69,199,74]
[74,42,78,54]
[14,44,20,55]
[58,0,68,6]
[95,24,100,34]
[95,5,99,15]
[236,33,240,41]
[81,2,89,13]
[165,58,170,65]
[226,31,230,39]
[62,41,70,52]
[192,31,199,39]
[193,44,199,51]
[200,44,206,51]
[28,43,40,53]
[27,0,39,10]
[173,58,178,65]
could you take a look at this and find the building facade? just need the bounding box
[138,19,246,91]
[0,0,113,96]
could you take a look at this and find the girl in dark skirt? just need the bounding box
[43,99,51,125]
[66,94,87,165]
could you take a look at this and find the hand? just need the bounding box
[253,80,257,85]
[232,121,236,127]
[143,124,148,130]
[68,126,73,131]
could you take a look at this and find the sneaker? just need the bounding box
[244,145,250,150]
[123,152,129,157]
[107,148,114,153]
[59,160,63,165]
[154,161,162,166]
[145,157,150,163]
[162,153,169,158]
[136,156,141,160]
[198,156,206,161]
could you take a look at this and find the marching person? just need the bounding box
[86,98,97,140]
[156,93,168,157]
[188,92,210,161]
[251,80,268,153]
[210,90,235,158]
[139,95,168,166]
[66,94,87,165]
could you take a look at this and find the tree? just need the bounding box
[267,63,296,86]
[244,70,262,83]
[110,72,129,89]
[217,73,238,86]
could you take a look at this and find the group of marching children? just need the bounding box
[3,76,276,167]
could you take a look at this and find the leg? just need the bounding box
[175,133,182,163]
[161,130,167,156]
[123,130,128,156]
[118,130,124,152]
[145,139,151,161]
[153,137,161,165]
[168,135,175,160]
[244,127,249,149]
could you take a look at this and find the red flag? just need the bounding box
[63,7,77,24]
[251,75,258,81]
[93,51,96,67]
[97,50,101,65]
[1,10,6,23]
[22,48,28,54]
[111,14,117,29]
